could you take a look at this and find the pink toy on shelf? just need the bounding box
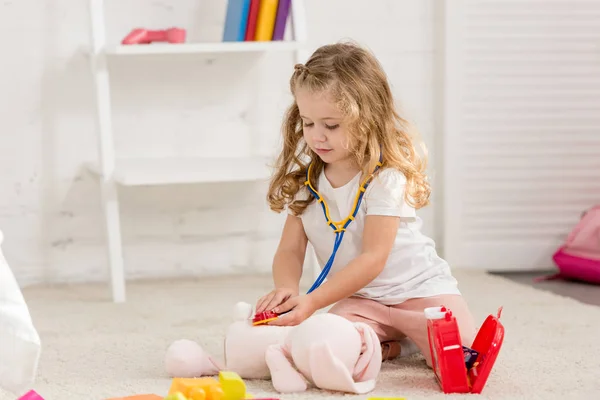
[121,27,186,45]
[18,390,44,400]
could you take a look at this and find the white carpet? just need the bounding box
[2,270,599,400]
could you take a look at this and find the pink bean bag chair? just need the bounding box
[164,302,382,394]
[543,205,600,284]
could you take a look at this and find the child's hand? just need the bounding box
[268,295,317,326]
[255,287,298,314]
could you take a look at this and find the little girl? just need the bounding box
[255,41,476,365]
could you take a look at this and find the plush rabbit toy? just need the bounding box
[164,302,382,394]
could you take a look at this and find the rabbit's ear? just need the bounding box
[309,342,377,394]
[165,339,222,378]
[352,322,382,382]
[233,302,253,321]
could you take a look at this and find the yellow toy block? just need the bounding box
[168,378,224,400]
[207,384,225,400]
[218,371,246,400]
[164,393,187,400]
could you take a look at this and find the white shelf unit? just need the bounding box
[106,40,303,56]
[87,0,309,302]
[84,156,275,186]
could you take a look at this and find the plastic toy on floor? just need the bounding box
[17,390,44,400]
[105,371,258,400]
[121,27,186,45]
[425,305,505,394]
[165,302,382,394]
[166,371,248,400]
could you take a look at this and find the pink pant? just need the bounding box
[329,294,477,366]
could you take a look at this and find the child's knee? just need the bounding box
[329,298,397,344]
[328,296,382,321]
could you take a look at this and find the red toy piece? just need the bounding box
[252,310,279,326]
[425,305,504,394]
[121,27,186,45]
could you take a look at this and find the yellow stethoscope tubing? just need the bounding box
[303,156,383,293]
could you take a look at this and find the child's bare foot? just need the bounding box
[381,341,401,360]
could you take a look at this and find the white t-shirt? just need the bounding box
[291,167,461,306]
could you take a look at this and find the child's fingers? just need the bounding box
[273,297,297,314]
[268,310,297,326]
[262,292,287,313]
[255,293,274,313]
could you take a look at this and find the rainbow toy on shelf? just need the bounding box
[223,0,292,42]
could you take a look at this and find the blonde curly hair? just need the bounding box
[267,41,430,216]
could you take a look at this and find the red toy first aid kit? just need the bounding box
[425,305,504,394]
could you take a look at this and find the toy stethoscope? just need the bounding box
[304,154,383,293]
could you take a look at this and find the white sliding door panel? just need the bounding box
[443,0,600,270]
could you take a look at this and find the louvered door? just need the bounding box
[442,0,600,270]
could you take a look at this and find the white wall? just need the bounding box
[441,0,600,270]
[1,0,440,286]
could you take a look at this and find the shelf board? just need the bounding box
[105,41,301,56]
[85,156,273,186]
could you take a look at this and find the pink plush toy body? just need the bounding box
[165,302,382,394]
